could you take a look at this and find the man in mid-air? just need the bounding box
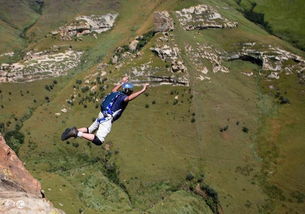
[61,76,149,145]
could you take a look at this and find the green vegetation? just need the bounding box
[135,31,156,51]
[4,130,24,154]
[240,2,272,33]
[0,0,305,213]
[234,0,305,50]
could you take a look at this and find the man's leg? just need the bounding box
[78,127,89,133]
[77,120,99,141]
[61,112,101,141]
[77,120,112,145]
[78,132,95,141]
[76,111,102,139]
[94,119,112,145]
[77,113,112,145]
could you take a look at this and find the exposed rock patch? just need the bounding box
[107,32,189,87]
[145,75,188,86]
[0,137,41,196]
[52,13,118,40]
[153,11,174,32]
[0,49,83,82]
[185,43,229,81]
[176,5,238,30]
[226,43,305,80]
[151,45,180,61]
[0,136,65,214]
[184,41,305,82]
[150,44,187,73]
[120,60,189,86]
[129,40,139,52]
[111,31,156,64]
[0,52,14,58]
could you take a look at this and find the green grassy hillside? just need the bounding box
[1,0,305,213]
[0,0,119,51]
[233,0,305,50]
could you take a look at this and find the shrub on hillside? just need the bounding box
[4,130,25,154]
[81,86,89,93]
[136,31,156,51]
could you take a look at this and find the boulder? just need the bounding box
[171,60,187,72]
[129,40,139,51]
[111,55,119,64]
[150,45,179,61]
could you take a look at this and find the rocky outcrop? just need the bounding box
[111,31,156,64]
[0,135,65,214]
[53,13,118,40]
[185,43,229,81]
[0,49,83,82]
[184,41,305,81]
[171,60,187,73]
[129,39,139,51]
[150,44,187,73]
[226,43,305,79]
[153,11,174,32]
[151,45,180,61]
[145,75,188,86]
[176,4,238,30]
[0,52,14,58]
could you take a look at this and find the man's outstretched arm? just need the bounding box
[125,84,149,102]
[112,76,129,92]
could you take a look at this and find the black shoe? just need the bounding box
[61,127,78,141]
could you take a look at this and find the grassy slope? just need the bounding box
[0,0,39,51]
[0,0,305,213]
[0,0,119,52]
[27,0,120,42]
[0,19,25,52]
[257,74,305,213]
[172,0,305,213]
[13,0,210,213]
[0,0,39,30]
[233,0,305,50]
[171,3,265,212]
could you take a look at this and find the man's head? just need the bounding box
[122,82,134,95]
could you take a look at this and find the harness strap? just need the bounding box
[97,109,122,124]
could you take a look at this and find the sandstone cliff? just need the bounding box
[0,135,65,214]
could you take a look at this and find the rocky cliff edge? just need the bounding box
[0,135,65,214]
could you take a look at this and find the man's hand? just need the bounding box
[112,76,129,92]
[125,83,150,101]
[143,83,149,91]
[122,76,129,83]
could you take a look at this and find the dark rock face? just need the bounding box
[153,11,174,32]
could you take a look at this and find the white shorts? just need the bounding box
[88,112,112,142]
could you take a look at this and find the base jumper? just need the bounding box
[61,76,149,145]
